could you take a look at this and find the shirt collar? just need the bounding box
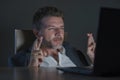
[59,46,66,55]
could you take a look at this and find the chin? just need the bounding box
[53,45,62,50]
[52,41,63,49]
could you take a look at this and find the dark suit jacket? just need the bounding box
[10,42,89,67]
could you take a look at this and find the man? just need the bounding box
[11,6,95,67]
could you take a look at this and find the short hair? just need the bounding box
[32,6,64,30]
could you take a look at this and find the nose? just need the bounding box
[55,29,61,36]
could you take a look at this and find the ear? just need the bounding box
[33,28,39,38]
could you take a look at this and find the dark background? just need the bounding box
[0,0,120,66]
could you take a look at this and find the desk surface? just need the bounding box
[0,67,120,80]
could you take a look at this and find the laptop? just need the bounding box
[57,7,120,76]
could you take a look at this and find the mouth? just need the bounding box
[53,37,63,42]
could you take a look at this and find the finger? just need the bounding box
[88,46,94,51]
[88,42,94,47]
[32,37,43,51]
[37,37,43,49]
[87,33,95,45]
[87,33,94,41]
[32,39,40,51]
[37,51,46,64]
[37,55,44,63]
[31,50,43,59]
[32,39,37,50]
[88,43,96,52]
[31,51,43,61]
[87,33,92,37]
[41,48,48,56]
[35,37,43,50]
[87,33,96,52]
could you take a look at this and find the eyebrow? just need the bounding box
[46,25,64,28]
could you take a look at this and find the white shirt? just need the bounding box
[40,47,76,67]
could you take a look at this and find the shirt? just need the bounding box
[40,47,76,67]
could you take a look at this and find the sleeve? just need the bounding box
[10,51,31,67]
[76,49,90,66]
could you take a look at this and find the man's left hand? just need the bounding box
[87,33,96,64]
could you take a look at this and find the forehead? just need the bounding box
[41,16,64,27]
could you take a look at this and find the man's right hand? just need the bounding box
[28,37,47,67]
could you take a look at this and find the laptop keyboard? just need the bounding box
[56,67,93,75]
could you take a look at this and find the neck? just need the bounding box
[42,47,62,56]
[47,48,62,63]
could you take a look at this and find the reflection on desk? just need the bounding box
[0,67,120,80]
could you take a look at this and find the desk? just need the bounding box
[0,67,120,80]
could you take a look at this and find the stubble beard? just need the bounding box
[41,38,63,50]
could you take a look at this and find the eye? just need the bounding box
[48,27,55,30]
[61,27,64,30]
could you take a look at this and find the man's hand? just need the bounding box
[87,33,96,64]
[28,37,47,67]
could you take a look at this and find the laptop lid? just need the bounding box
[93,7,120,76]
[57,7,120,76]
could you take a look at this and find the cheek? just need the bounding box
[61,32,64,38]
[43,30,65,40]
[44,32,54,41]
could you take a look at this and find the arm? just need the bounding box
[10,51,30,67]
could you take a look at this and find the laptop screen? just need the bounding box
[94,7,120,76]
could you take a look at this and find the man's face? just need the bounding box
[40,16,64,49]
